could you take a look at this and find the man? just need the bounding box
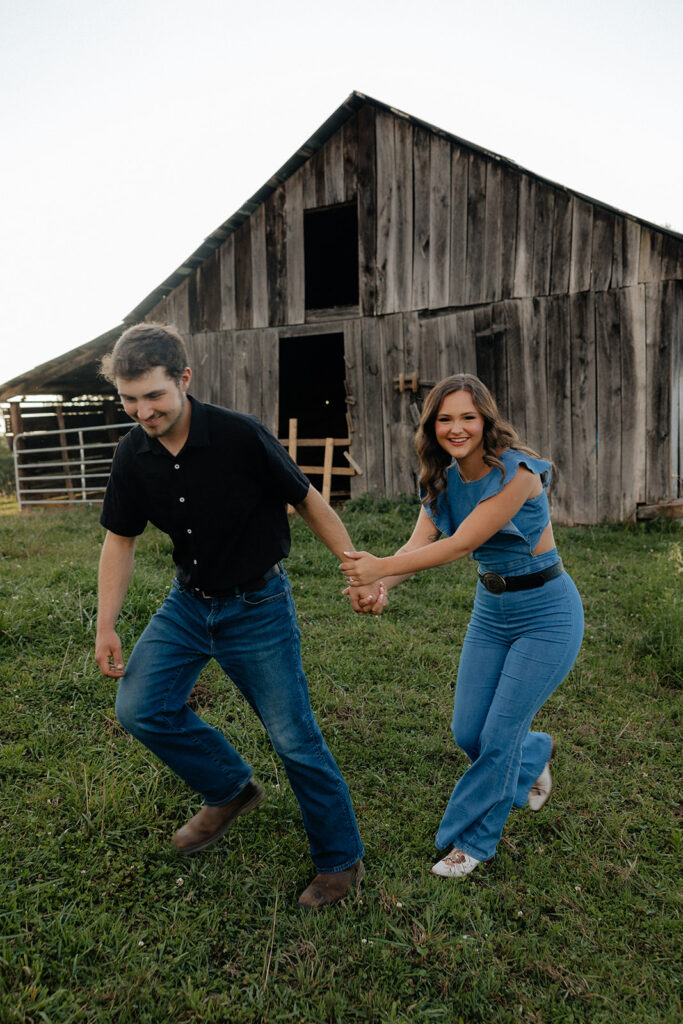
[95,322,383,908]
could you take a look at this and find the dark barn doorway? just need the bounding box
[279,333,349,498]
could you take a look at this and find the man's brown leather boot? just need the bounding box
[297,859,365,909]
[172,779,265,854]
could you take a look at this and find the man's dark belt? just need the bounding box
[193,563,281,600]
[478,560,564,595]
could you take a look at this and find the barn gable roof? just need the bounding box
[2,90,681,400]
[124,90,683,324]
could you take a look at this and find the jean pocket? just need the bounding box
[241,576,286,607]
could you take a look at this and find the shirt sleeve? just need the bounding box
[100,440,149,537]
[251,418,311,506]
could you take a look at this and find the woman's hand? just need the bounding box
[339,551,384,586]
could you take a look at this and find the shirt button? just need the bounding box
[179,497,185,503]
[193,559,198,565]
[174,464,180,470]
[187,528,192,534]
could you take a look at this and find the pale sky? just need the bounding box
[1,0,681,387]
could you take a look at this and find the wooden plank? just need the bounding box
[520,297,549,456]
[546,295,572,522]
[436,313,456,379]
[199,249,222,331]
[301,150,317,209]
[394,117,414,312]
[645,283,672,500]
[590,207,614,292]
[250,203,268,328]
[342,116,358,202]
[549,189,572,295]
[219,235,236,330]
[321,436,334,503]
[324,128,345,206]
[512,175,535,298]
[379,313,413,495]
[435,315,450,381]
[532,183,555,297]
[234,220,252,330]
[188,273,200,333]
[594,290,622,519]
[465,153,487,305]
[418,316,440,390]
[453,309,477,375]
[500,168,519,299]
[217,330,236,410]
[265,186,287,327]
[232,330,255,415]
[344,319,367,498]
[569,198,593,293]
[619,286,647,514]
[621,218,641,287]
[260,328,278,433]
[376,112,398,314]
[475,304,508,417]
[357,104,377,317]
[639,227,663,284]
[610,215,624,289]
[449,146,468,306]
[285,171,305,324]
[428,135,451,310]
[360,317,386,495]
[568,291,597,523]
[172,277,192,334]
[504,300,526,438]
[483,161,503,303]
[412,126,431,310]
[403,310,421,384]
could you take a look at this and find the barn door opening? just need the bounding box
[278,333,349,499]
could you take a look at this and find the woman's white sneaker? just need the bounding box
[430,848,481,879]
[528,763,553,811]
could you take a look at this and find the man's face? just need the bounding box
[116,365,191,441]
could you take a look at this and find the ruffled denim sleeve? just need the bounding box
[477,450,552,501]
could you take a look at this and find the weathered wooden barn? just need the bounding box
[3,92,682,521]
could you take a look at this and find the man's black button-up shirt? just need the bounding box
[100,396,310,591]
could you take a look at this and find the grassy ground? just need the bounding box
[0,501,681,1023]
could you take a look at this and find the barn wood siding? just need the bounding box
[134,102,683,526]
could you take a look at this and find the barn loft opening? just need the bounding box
[304,202,359,310]
[279,333,349,498]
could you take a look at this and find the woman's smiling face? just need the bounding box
[434,389,486,465]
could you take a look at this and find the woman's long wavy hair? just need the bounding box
[415,374,542,514]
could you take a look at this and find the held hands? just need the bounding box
[340,551,384,587]
[344,580,388,615]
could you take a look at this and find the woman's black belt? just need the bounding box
[478,560,564,595]
[194,563,281,600]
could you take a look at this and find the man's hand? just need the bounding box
[95,628,126,678]
[344,581,388,615]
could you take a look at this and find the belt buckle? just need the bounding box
[481,571,506,595]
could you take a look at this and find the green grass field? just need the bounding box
[0,501,681,1023]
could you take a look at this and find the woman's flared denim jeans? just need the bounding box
[115,570,364,873]
[436,571,584,862]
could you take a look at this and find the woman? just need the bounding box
[341,374,583,879]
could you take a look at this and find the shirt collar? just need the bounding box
[129,394,209,456]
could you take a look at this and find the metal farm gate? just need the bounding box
[13,422,133,509]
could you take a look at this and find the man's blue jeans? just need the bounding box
[115,570,364,873]
[436,570,584,862]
